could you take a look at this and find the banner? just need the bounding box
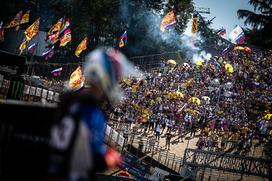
[20,10,30,24]
[75,36,88,57]
[24,18,40,41]
[5,11,22,29]
[229,25,245,44]
[59,28,71,47]
[68,66,84,91]
[160,11,177,32]
[192,13,198,34]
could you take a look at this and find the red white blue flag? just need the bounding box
[229,26,245,44]
[216,28,226,36]
[42,46,55,60]
[51,67,62,76]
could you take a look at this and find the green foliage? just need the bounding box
[197,15,218,48]
[49,0,194,57]
[237,0,272,47]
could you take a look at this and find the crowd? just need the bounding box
[106,49,272,157]
[23,75,65,92]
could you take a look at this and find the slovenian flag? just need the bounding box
[229,26,246,44]
[51,67,62,76]
[216,28,226,36]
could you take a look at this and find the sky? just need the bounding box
[184,0,256,37]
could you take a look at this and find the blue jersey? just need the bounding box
[81,105,106,156]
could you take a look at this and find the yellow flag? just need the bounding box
[75,36,88,57]
[20,10,30,24]
[192,13,198,34]
[5,11,22,29]
[19,39,27,55]
[48,18,63,35]
[59,29,71,47]
[24,18,40,41]
[119,39,124,48]
[160,11,177,32]
[69,66,84,91]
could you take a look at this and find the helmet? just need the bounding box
[83,47,140,104]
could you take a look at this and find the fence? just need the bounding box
[130,51,185,70]
[182,148,272,180]
[106,120,183,174]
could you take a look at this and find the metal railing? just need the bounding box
[105,121,183,173]
[182,148,272,179]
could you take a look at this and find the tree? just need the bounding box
[120,0,194,56]
[49,0,194,57]
[237,0,272,47]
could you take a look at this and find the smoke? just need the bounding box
[192,50,212,64]
[119,0,212,63]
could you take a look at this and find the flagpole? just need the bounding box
[26,31,40,76]
[15,28,22,54]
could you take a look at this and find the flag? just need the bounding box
[20,10,30,24]
[59,28,71,47]
[46,31,59,44]
[160,10,177,32]
[5,11,23,29]
[51,67,62,76]
[19,39,27,55]
[42,46,55,60]
[229,26,246,44]
[24,18,40,41]
[48,18,63,35]
[75,36,88,57]
[0,22,4,42]
[27,43,37,54]
[118,31,127,48]
[221,46,230,55]
[192,13,198,34]
[216,28,226,36]
[59,18,70,34]
[69,66,84,91]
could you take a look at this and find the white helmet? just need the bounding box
[83,47,141,104]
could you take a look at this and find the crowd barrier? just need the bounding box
[107,120,183,174]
